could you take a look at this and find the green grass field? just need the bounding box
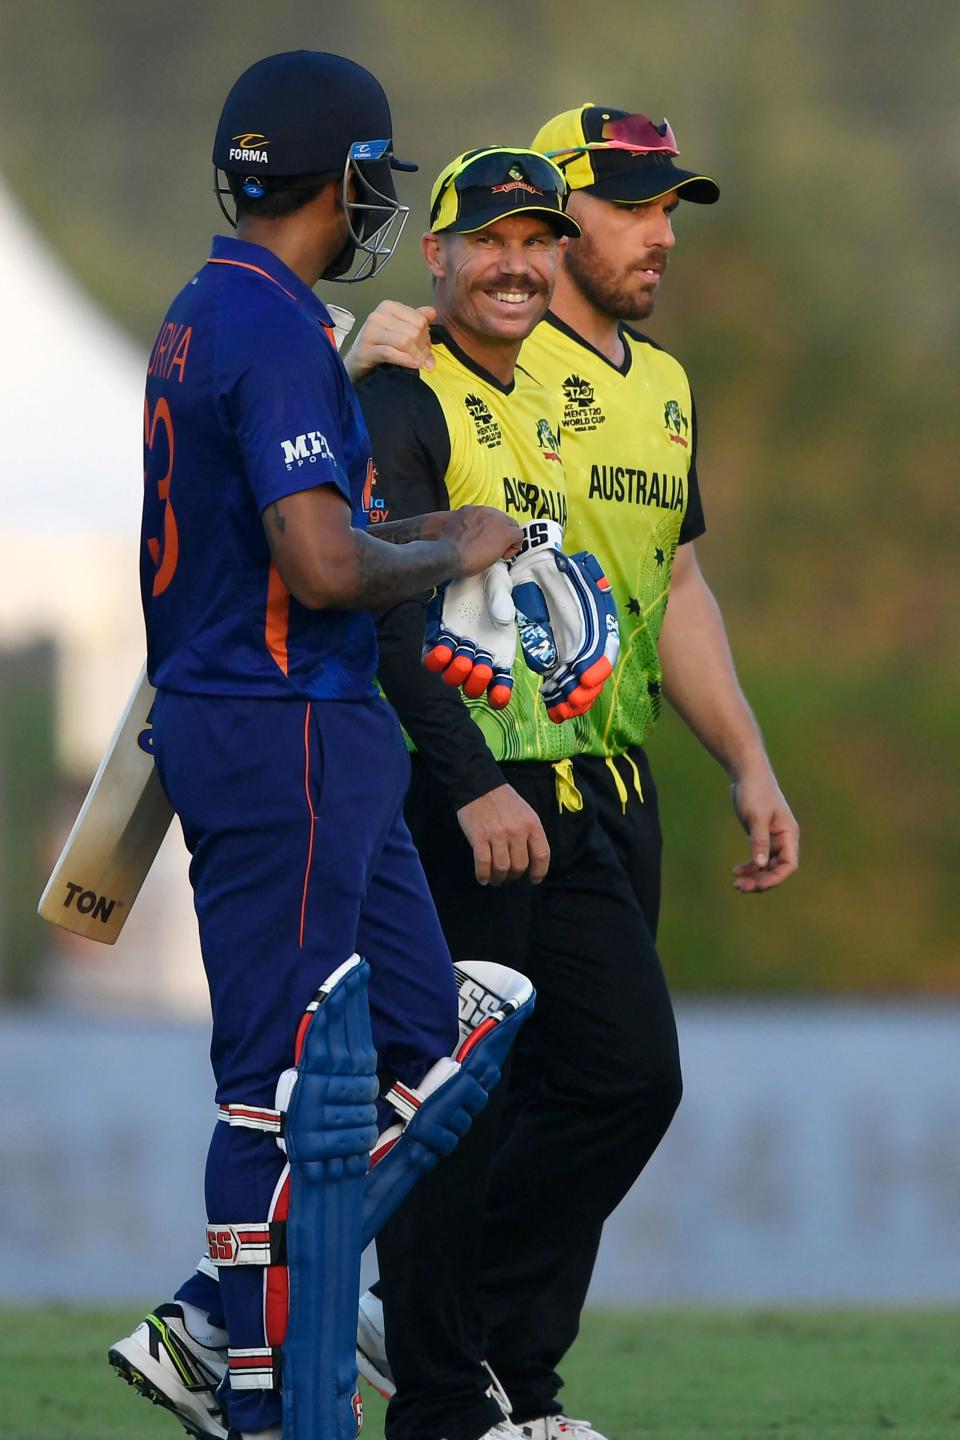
[2,1306,958,1440]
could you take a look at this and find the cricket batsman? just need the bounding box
[109,51,536,1440]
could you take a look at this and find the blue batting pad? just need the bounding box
[282,958,379,1440]
[362,982,534,1246]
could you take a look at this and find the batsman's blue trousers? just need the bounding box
[151,690,459,1434]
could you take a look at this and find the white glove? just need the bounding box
[422,561,517,708]
[508,519,620,723]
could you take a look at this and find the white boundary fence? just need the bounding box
[2,1001,958,1304]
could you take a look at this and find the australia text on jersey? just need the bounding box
[588,465,685,510]
[502,476,567,528]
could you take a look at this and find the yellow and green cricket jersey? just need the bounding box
[358,327,591,767]
[520,314,705,757]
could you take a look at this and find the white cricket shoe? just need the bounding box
[108,1301,229,1439]
[478,1423,524,1440]
[355,1288,513,1417]
[518,1419,610,1440]
[356,1290,396,1398]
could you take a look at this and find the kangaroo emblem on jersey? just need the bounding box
[663,399,689,448]
[535,418,561,462]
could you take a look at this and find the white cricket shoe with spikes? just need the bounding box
[108,1301,229,1440]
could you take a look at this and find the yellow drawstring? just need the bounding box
[604,756,629,813]
[552,758,583,814]
[622,751,644,804]
[604,754,644,814]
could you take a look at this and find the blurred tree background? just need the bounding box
[1,0,956,991]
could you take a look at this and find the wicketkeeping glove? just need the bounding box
[508,519,620,723]
[422,561,517,708]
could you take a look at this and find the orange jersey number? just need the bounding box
[143,396,179,596]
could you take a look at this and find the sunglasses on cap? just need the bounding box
[549,114,678,161]
[430,147,569,227]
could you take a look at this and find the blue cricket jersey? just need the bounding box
[140,235,378,700]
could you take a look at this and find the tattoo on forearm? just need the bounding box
[351,531,458,610]
[264,502,287,558]
[370,515,432,545]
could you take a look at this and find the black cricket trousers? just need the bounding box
[376,751,680,1440]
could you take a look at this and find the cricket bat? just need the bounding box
[37,664,172,943]
[38,308,358,944]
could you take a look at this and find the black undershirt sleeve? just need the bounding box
[679,393,706,544]
[356,366,507,811]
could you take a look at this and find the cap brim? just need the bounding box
[585,163,719,205]
[443,205,581,238]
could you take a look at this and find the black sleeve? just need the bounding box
[679,393,706,544]
[356,367,507,811]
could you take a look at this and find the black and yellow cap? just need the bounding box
[429,147,582,238]
[532,105,718,206]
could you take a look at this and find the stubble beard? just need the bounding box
[563,232,659,322]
